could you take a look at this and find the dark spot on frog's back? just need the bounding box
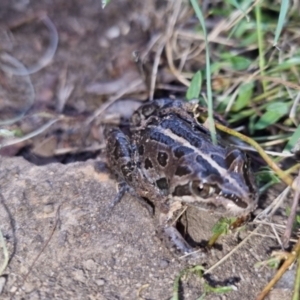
[173,146,194,159]
[175,165,192,176]
[149,131,175,146]
[157,152,168,167]
[196,155,220,176]
[144,158,153,169]
[138,145,144,155]
[156,177,169,191]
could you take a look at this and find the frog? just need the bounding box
[106,98,258,254]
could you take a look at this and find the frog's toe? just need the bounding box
[161,225,194,255]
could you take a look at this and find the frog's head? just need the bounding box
[171,148,258,216]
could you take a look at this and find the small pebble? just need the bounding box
[159,259,169,269]
[44,204,54,214]
[105,26,120,39]
[98,37,109,48]
[119,21,130,36]
[0,277,6,294]
[83,259,95,271]
[96,279,105,286]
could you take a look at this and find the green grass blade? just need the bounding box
[102,0,111,9]
[229,0,247,17]
[254,102,289,130]
[186,71,202,100]
[190,0,216,144]
[284,124,300,153]
[255,2,267,93]
[273,0,290,46]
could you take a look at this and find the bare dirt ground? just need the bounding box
[0,157,294,299]
[0,0,296,299]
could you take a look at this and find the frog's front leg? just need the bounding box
[106,128,135,184]
[106,129,136,207]
[109,181,128,208]
[106,129,154,213]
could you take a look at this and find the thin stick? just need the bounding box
[256,237,300,300]
[0,118,60,149]
[149,38,166,101]
[293,249,300,300]
[204,225,261,274]
[282,169,300,248]
[85,78,143,125]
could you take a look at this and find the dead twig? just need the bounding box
[256,236,300,300]
[0,118,60,149]
[85,78,143,125]
[149,37,166,101]
[282,169,300,248]
[204,225,262,274]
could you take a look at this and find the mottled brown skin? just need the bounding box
[106,99,258,253]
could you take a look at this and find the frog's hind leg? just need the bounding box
[160,224,194,255]
[157,202,194,255]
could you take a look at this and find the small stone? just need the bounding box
[0,277,6,294]
[72,269,85,283]
[23,281,35,293]
[83,259,95,271]
[159,259,169,269]
[98,37,109,48]
[44,204,54,214]
[119,21,130,36]
[10,286,17,293]
[95,279,105,286]
[105,26,120,39]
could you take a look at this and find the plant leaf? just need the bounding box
[220,53,252,70]
[232,82,254,111]
[284,124,300,152]
[254,102,289,130]
[273,0,290,46]
[186,71,202,100]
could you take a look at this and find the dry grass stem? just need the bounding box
[282,170,300,248]
[85,78,143,125]
[256,237,300,300]
[204,225,262,275]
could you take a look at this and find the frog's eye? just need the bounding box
[190,181,215,198]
